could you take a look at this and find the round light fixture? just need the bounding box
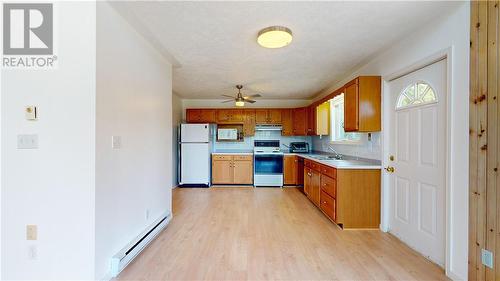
[235,100,245,107]
[257,26,292,49]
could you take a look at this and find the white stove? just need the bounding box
[253,140,284,187]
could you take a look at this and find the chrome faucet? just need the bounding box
[328,145,343,160]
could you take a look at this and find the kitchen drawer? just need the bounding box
[304,159,312,168]
[320,164,336,179]
[320,190,336,222]
[320,175,336,198]
[212,155,233,161]
[310,161,321,172]
[233,155,253,161]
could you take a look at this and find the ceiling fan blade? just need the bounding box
[221,99,234,103]
[221,94,235,98]
[244,94,262,99]
[245,99,256,103]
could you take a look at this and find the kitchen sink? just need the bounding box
[310,155,341,160]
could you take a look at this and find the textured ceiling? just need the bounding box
[113,1,460,100]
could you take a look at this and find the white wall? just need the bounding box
[312,3,469,280]
[94,2,173,279]
[1,2,97,279]
[172,93,183,187]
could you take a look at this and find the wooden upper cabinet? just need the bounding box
[281,109,293,136]
[186,109,216,123]
[268,109,282,123]
[343,76,381,132]
[344,81,359,131]
[307,105,317,135]
[217,109,244,123]
[255,109,268,123]
[292,107,308,136]
[255,109,281,124]
[316,101,330,135]
[284,155,298,185]
[243,110,256,136]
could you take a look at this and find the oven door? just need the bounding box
[254,154,283,175]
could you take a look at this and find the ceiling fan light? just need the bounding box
[257,26,292,49]
[235,101,245,107]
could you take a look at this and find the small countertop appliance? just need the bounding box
[289,142,310,153]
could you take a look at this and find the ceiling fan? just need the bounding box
[221,85,261,107]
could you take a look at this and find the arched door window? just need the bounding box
[396,81,437,110]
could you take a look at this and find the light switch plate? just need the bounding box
[26,225,37,240]
[17,134,38,149]
[482,249,494,268]
[112,136,121,149]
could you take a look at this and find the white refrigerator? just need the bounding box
[179,123,214,186]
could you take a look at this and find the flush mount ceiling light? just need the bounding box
[257,26,293,49]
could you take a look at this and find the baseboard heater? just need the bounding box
[110,212,171,277]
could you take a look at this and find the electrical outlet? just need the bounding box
[26,225,37,240]
[482,249,494,269]
[28,245,37,260]
[17,134,38,149]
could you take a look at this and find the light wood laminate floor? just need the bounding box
[117,187,447,280]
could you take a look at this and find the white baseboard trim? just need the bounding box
[107,211,172,279]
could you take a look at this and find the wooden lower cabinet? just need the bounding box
[233,158,253,184]
[309,169,321,207]
[320,190,336,221]
[212,154,253,185]
[304,167,312,196]
[297,157,304,185]
[284,155,306,186]
[301,157,380,229]
[335,169,381,228]
[304,163,321,206]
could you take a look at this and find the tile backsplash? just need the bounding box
[214,130,311,151]
[311,133,382,160]
[214,129,381,161]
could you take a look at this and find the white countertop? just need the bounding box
[212,150,253,155]
[288,153,382,170]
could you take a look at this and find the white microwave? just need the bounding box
[217,128,239,141]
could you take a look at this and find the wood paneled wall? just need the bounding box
[469,1,500,280]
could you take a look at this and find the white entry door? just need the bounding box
[387,59,446,266]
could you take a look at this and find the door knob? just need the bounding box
[384,166,395,173]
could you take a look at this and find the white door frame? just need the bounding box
[381,47,453,276]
